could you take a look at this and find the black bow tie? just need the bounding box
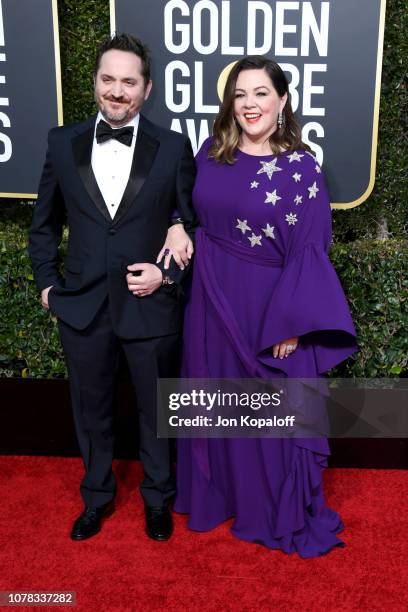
[96,120,134,146]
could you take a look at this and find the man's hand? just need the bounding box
[156,224,193,270]
[41,286,53,310]
[272,336,299,359]
[126,263,163,297]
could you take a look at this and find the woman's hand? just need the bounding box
[156,223,194,270]
[272,337,299,359]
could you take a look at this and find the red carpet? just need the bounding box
[0,457,406,611]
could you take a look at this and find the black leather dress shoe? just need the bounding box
[70,500,115,541]
[145,505,173,541]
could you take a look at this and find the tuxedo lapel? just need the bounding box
[113,126,160,226]
[71,115,160,226]
[71,119,111,223]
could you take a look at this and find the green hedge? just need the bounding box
[0,209,65,378]
[58,0,110,123]
[0,210,406,378]
[329,239,407,377]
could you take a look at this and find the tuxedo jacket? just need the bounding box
[28,114,197,338]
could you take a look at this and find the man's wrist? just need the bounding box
[170,217,183,225]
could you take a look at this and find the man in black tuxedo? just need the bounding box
[29,34,196,542]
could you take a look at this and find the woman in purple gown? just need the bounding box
[173,57,357,558]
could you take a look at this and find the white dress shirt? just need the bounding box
[91,112,139,219]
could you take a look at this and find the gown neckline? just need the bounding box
[236,147,289,159]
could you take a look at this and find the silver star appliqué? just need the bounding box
[287,151,304,163]
[294,194,303,205]
[248,233,262,247]
[285,213,298,226]
[292,172,302,183]
[308,181,319,199]
[236,219,252,234]
[315,165,321,174]
[262,224,275,239]
[250,181,259,189]
[264,189,281,206]
[257,159,282,180]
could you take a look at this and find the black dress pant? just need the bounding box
[58,299,178,508]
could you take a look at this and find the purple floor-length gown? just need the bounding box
[174,138,357,558]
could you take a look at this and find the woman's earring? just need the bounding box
[277,112,284,128]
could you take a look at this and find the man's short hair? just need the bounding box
[94,33,151,84]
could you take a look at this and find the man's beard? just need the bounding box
[100,106,131,127]
[96,93,133,127]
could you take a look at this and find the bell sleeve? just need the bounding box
[256,153,357,375]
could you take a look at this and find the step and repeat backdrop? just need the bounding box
[0,0,385,207]
[0,0,62,198]
[111,0,386,208]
